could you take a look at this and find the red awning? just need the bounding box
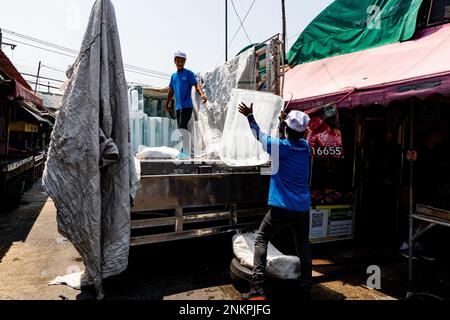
[0,50,31,90]
[0,50,43,108]
[283,24,450,110]
[13,80,44,108]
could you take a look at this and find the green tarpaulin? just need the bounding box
[287,0,424,66]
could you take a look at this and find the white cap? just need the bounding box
[285,110,310,133]
[174,51,187,59]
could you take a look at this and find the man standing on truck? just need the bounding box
[238,102,312,301]
[166,51,207,159]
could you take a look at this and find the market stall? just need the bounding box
[283,23,450,246]
[0,49,48,212]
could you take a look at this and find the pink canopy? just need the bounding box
[283,24,450,110]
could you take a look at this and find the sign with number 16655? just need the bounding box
[311,146,343,158]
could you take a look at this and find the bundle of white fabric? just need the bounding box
[136,146,180,160]
[233,233,300,280]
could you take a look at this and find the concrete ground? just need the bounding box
[0,182,448,301]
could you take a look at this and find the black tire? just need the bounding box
[230,258,252,293]
[230,258,305,299]
[230,258,253,282]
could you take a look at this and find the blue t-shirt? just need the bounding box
[169,69,198,110]
[247,115,311,212]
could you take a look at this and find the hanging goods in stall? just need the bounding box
[304,103,344,159]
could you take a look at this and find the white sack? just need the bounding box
[136,146,180,160]
[42,0,139,299]
[233,233,300,280]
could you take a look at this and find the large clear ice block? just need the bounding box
[129,110,146,155]
[220,89,283,167]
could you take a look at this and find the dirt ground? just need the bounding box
[0,182,448,301]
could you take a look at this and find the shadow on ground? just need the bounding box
[0,182,48,262]
[77,234,240,300]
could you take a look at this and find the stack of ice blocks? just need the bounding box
[129,88,181,155]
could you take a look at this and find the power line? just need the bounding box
[216,0,257,66]
[5,36,170,80]
[21,72,65,83]
[288,33,301,40]
[230,0,252,44]
[3,36,77,59]
[123,64,170,78]
[26,80,61,90]
[228,0,257,47]
[237,0,263,39]
[2,28,78,54]
[42,65,67,74]
[1,28,171,79]
[2,28,170,77]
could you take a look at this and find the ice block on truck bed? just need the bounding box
[220,89,284,167]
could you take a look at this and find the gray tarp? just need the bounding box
[42,0,139,299]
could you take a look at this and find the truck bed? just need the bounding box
[131,160,271,245]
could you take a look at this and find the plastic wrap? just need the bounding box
[192,48,257,159]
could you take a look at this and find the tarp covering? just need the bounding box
[42,0,139,299]
[287,0,424,66]
[284,23,450,109]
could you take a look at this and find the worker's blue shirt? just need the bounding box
[247,114,311,212]
[169,69,198,110]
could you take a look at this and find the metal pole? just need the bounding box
[5,103,11,155]
[427,0,434,25]
[35,61,42,93]
[408,100,415,283]
[281,0,287,64]
[225,0,228,62]
[280,0,287,98]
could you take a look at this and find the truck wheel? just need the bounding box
[230,258,252,282]
[230,258,252,293]
[230,258,303,299]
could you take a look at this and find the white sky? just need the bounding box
[0,0,333,89]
